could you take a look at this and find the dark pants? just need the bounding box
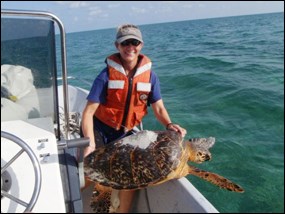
[80,117,134,149]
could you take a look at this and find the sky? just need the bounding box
[1,1,284,33]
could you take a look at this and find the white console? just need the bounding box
[1,118,66,213]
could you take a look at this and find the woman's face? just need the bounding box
[116,39,143,63]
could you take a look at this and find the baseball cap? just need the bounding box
[116,24,143,43]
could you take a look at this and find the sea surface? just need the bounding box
[62,12,284,213]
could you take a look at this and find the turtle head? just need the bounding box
[186,137,215,163]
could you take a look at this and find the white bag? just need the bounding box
[1,64,35,100]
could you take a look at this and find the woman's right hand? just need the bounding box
[83,145,95,158]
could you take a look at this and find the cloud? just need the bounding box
[88,6,103,16]
[131,7,147,14]
[107,3,120,8]
[73,16,79,22]
[56,1,89,9]
[183,3,193,9]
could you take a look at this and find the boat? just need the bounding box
[1,9,219,213]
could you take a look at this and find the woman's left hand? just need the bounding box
[167,123,187,137]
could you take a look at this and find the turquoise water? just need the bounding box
[62,12,284,213]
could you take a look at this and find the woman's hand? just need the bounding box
[83,145,95,158]
[166,123,187,137]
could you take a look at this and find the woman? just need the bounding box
[82,24,186,213]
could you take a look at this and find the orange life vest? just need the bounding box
[95,53,152,131]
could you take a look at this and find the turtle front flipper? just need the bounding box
[188,165,244,193]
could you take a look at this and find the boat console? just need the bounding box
[2,118,66,212]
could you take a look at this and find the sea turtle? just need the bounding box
[84,130,244,212]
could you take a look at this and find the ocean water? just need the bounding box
[63,12,284,213]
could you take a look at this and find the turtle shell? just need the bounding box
[84,130,184,189]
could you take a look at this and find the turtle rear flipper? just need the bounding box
[188,165,244,193]
[90,183,119,213]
